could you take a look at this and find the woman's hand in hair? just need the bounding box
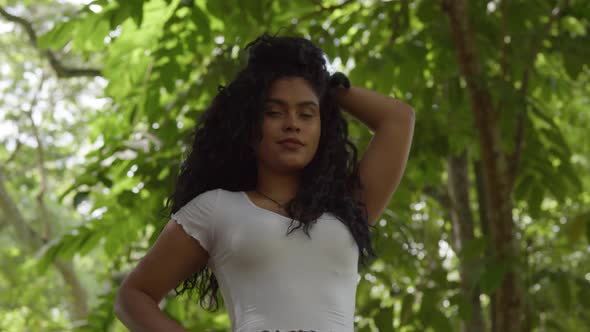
[328,71,351,90]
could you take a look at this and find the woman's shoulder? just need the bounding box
[181,188,223,211]
[199,188,242,206]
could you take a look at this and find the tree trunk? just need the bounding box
[55,260,90,320]
[0,170,89,321]
[442,1,524,331]
[474,160,496,332]
[447,151,486,332]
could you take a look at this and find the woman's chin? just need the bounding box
[274,160,309,172]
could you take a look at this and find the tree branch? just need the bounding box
[441,1,523,330]
[0,140,23,169]
[0,6,102,78]
[23,72,54,238]
[299,0,356,22]
[0,168,45,246]
[1,5,92,319]
[506,0,570,190]
[498,1,509,80]
[440,0,509,195]
[385,0,410,46]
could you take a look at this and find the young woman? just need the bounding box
[114,31,415,332]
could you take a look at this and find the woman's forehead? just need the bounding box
[267,77,318,101]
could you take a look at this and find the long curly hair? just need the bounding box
[164,31,379,312]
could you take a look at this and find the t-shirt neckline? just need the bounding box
[240,191,294,220]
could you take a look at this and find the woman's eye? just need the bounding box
[265,111,313,118]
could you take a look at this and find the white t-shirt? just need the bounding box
[171,188,360,332]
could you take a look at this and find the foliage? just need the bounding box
[1,0,589,331]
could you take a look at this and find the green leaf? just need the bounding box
[554,274,572,311]
[37,20,76,50]
[97,172,113,188]
[430,308,453,332]
[35,241,64,274]
[528,182,544,219]
[539,127,570,156]
[73,191,90,208]
[416,0,440,22]
[513,172,535,201]
[158,57,181,92]
[144,89,161,122]
[79,230,104,256]
[399,293,415,326]
[458,237,489,263]
[73,13,101,51]
[528,103,559,130]
[419,288,438,318]
[545,318,564,330]
[128,0,144,28]
[190,5,211,44]
[118,189,137,207]
[448,76,463,110]
[205,0,228,19]
[162,295,184,319]
[108,1,132,28]
[449,292,472,320]
[83,286,119,331]
[59,182,79,203]
[374,304,394,331]
[57,232,88,260]
[128,104,138,125]
[558,161,584,194]
[577,278,590,308]
[240,0,264,24]
[562,50,583,80]
[479,259,508,295]
[564,212,586,243]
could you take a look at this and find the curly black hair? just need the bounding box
[164,31,379,312]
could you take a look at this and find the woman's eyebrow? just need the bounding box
[265,98,319,109]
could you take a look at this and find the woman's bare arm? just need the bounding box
[114,219,210,332]
[115,287,190,332]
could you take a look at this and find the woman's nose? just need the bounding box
[283,113,301,131]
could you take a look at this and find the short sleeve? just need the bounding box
[170,189,220,254]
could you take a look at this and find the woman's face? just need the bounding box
[253,76,321,173]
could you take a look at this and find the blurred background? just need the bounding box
[0,0,589,331]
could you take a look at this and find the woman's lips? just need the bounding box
[278,141,304,150]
